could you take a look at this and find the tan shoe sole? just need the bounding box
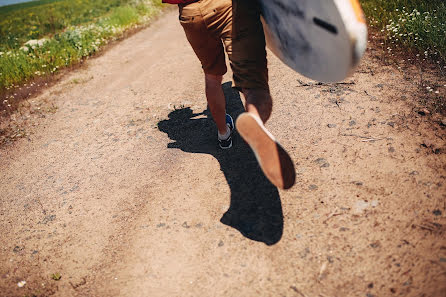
[236,113,296,189]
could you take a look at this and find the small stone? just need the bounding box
[339,227,349,232]
[440,118,446,127]
[440,258,446,263]
[370,241,381,248]
[390,288,396,294]
[409,171,419,176]
[433,209,442,216]
[366,294,375,297]
[315,158,330,168]
[349,120,356,126]
[327,124,337,128]
[417,108,430,116]
[368,283,374,289]
[17,280,26,288]
[218,240,224,247]
[309,184,318,191]
[315,158,326,164]
[13,246,23,253]
[156,223,166,228]
[388,147,395,153]
[387,122,395,127]
[182,222,190,228]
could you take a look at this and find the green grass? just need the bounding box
[0,0,163,92]
[0,0,63,14]
[0,0,139,51]
[360,0,446,64]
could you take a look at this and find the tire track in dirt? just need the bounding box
[0,10,445,297]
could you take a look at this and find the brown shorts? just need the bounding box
[179,0,269,90]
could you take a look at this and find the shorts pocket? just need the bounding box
[179,15,195,22]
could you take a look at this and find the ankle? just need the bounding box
[218,126,230,140]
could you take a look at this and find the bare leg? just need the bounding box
[236,88,295,189]
[205,73,228,135]
[241,88,272,123]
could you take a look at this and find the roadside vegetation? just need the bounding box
[360,0,445,66]
[0,0,163,96]
[361,0,445,114]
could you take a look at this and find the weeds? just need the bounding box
[0,0,163,92]
[361,0,446,65]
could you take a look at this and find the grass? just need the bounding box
[0,0,135,51]
[0,0,163,96]
[360,0,446,65]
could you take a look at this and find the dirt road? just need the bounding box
[1,10,445,297]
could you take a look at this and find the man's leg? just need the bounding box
[241,88,272,123]
[205,73,228,135]
[179,2,234,148]
[236,88,295,190]
[229,0,295,189]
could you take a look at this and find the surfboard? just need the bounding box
[259,0,368,82]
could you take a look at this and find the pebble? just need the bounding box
[315,158,330,168]
[370,241,381,248]
[17,280,26,288]
[309,184,318,191]
[417,108,430,116]
[433,209,442,216]
[13,246,23,253]
[327,124,337,128]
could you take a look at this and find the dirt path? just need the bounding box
[1,10,445,297]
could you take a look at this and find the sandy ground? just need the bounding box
[0,10,445,297]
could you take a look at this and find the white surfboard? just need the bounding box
[259,0,368,82]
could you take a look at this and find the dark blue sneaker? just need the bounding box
[218,114,234,149]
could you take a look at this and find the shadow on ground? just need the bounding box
[158,82,283,245]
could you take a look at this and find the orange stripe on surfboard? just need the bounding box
[349,0,366,24]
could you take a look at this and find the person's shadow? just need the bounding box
[158,82,283,245]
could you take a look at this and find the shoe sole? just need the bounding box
[236,113,296,189]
